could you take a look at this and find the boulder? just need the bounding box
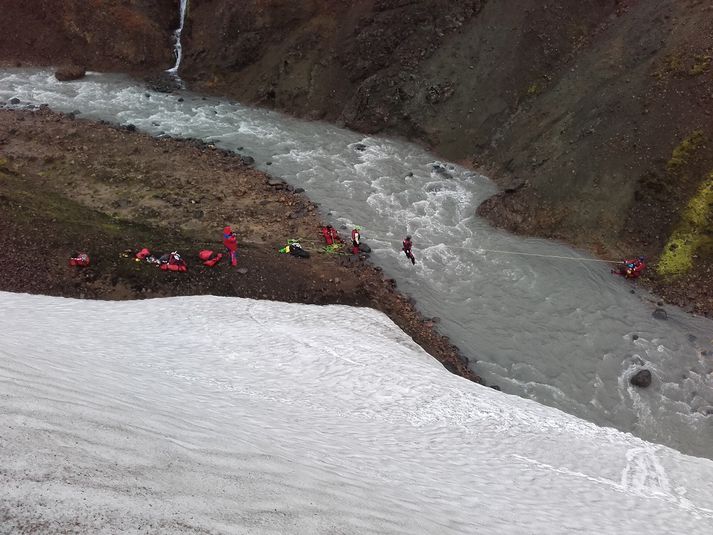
[241,156,255,166]
[55,65,86,82]
[359,243,371,253]
[630,369,652,388]
[9,98,20,105]
[652,307,668,320]
[354,143,367,151]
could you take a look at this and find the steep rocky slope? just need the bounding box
[0,0,176,72]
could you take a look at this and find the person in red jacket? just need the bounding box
[321,225,334,245]
[612,256,646,279]
[320,224,343,245]
[351,226,361,255]
[223,226,238,267]
[402,236,416,265]
[625,256,646,278]
[329,225,342,244]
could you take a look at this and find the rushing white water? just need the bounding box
[1,292,713,533]
[0,69,712,458]
[166,0,189,77]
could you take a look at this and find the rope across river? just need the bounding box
[296,234,628,264]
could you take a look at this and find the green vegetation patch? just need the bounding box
[526,82,541,96]
[690,54,712,77]
[667,130,705,173]
[657,173,713,277]
[654,50,712,79]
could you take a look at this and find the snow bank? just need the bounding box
[1,292,712,534]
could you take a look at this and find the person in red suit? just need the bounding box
[223,226,238,267]
[612,256,646,279]
[321,225,334,245]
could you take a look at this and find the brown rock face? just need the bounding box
[54,65,86,81]
[0,0,176,72]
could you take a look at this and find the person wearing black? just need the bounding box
[402,236,415,265]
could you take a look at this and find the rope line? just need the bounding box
[279,233,629,264]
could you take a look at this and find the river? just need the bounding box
[1,69,711,458]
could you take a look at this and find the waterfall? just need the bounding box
[166,0,189,77]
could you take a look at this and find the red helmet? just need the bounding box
[223,226,232,234]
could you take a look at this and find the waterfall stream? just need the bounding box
[166,0,189,78]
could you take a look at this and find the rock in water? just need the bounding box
[359,243,371,253]
[55,65,86,82]
[630,369,652,388]
[652,308,668,320]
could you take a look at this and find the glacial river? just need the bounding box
[1,69,711,458]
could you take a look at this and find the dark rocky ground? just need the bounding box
[0,107,480,384]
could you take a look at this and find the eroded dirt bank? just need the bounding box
[0,107,480,383]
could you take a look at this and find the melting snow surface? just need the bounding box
[1,292,712,534]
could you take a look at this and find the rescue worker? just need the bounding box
[223,226,238,267]
[320,225,335,245]
[625,256,646,278]
[612,256,646,279]
[402,236,416,265]
[351,226,362,255]
[329,225,342,244]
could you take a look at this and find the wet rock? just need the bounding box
[359,243,371,253]
[407,172,414,177]
[687,334,697,343]
[489,385,502,391]
[241,156,255,166]
[442,361,458,374]
[177,97,184,102]
[266,161,272,165]
[54,65,86,82]
[432,163,452,178]
[9,98,20,105]
[111,198,131,209]
[652,307,668,320]
[354,143,367,151]
[632,334,639,340]
[630,369,652,388]
[503,177,526,193]
[267,179,285,189]
[294,187,305,194]
[145,74,180,93]
[124,123,137,132]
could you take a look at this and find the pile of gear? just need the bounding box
[135,248,187,272]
